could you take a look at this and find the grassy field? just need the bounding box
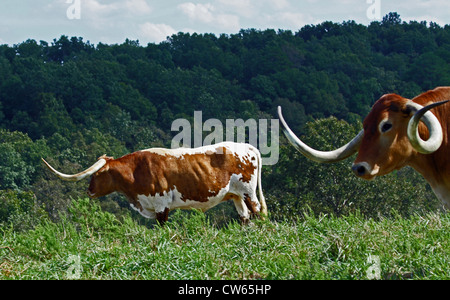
[0,198,448,280]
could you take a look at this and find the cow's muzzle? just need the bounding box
[351,162,379,179]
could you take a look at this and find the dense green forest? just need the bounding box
[1,13,449,229]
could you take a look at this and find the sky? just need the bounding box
[0,0,449,46]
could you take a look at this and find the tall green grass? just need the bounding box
[0,198,448,279]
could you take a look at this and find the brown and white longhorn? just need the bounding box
[43,142,267,224]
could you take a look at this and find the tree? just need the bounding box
[382,12,402,26]
[406,52,450,90]
[36,93,76,138]
[0,143,33,190]
[16,39,42,58]
[0,189,46,231]
[45,35,94,63]
[0,20,448,223]
[0,129,50,190]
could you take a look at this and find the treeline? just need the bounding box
[0,13,447,228]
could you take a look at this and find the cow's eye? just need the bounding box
[380,122,393,133]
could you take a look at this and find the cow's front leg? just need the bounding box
[156,207,170,225]
[154,190,173,225]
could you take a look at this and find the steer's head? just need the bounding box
[42,155,116,198]
[352,94,421,180]
[353,95,447,180]
[278,94,448,180]
[87,155,116,198]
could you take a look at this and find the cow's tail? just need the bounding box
[251,146,267,218]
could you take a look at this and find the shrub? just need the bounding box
[0,190,47,231]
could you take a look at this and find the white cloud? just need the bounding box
[216,14,241,31]
[2,0,450,46]
[139,22,177,43]
[392,0,450,10]
[276,12,316,28]
[264,0,290,10]
[177,2,241,32]
[82,0,152,20]
[126,0,152,15]
[217,0,254,18]
[83,0,119,19]
[260,11,317,30]
[178,2,215,23]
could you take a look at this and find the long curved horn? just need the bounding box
[278,106,363,163]
[42,158,107,181]
[406,100,449,154]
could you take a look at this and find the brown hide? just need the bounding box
[88,146,257,211]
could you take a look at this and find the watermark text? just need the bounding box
[366,0,381,20]
[366,255,381,279]
[171,111,279,165]
[66,0,81,20]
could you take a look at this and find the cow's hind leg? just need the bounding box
[230,194,250,224]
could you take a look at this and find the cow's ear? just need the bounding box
[401,100,414,117]
[98,154,114,161]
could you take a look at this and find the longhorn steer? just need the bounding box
[278,87,450,208]
[42,142,267,224]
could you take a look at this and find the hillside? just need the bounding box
[1,199,449,280]
[0,12,449,228]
